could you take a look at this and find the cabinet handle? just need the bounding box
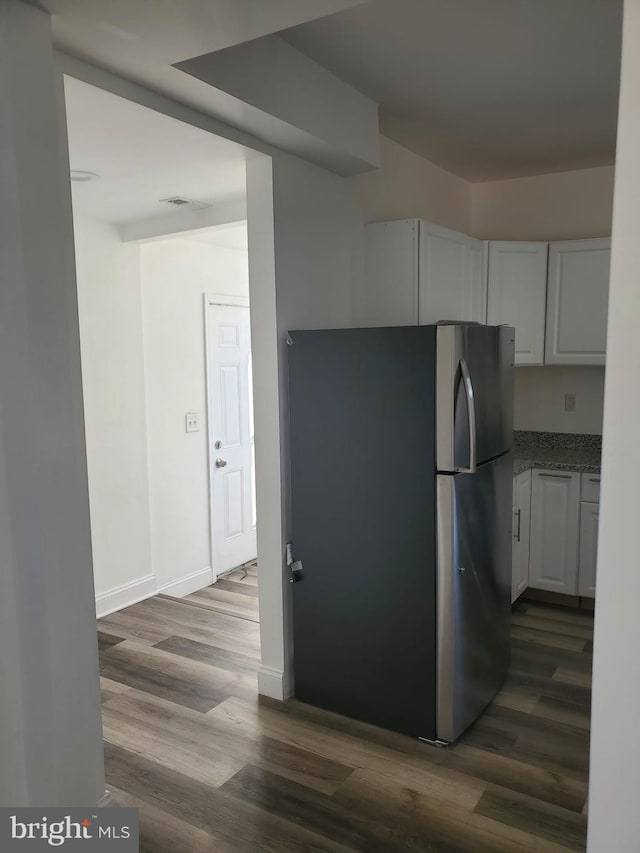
[538,473,572,479]
[513,508,521,542]
[589,477,600,483]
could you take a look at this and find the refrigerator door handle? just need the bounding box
[457,358,477,474]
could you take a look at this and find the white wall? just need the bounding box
[140,236,249,592]
[74,216,154,612]
[246,155,286,700]
[177,34,380,175]
[352,136,471,233]
[588,1,640,848]
[75,221,249,607]
[247,150,364,699]
[274,152,363,691]
[54,1,373,179]
[0,0,104,806]
[514,367,605,435]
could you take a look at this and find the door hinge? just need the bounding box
[286,543,304,583]
[290,561,304,583]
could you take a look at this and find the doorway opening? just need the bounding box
[64,75,263,631]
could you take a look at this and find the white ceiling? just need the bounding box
[186,221,248,251]
[281,0,623,181]
[64,76,247,225]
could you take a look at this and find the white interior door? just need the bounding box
[207,299,257,575]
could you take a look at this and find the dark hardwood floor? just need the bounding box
[98,567,592,852]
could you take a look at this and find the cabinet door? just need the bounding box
[529,470,580,594]
[466,237,488,324]
[487,242,548,365]
[360,220,419,327]
[578,502,599,598]
[419,222,469,324]
[545,238,611,365]
[512,469,532,603]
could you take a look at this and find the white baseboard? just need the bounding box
[158,566,213,598]
[258,665,285,700]
[95,574,157,619]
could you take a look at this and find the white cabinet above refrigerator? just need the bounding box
[359,219,487,327]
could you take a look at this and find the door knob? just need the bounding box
[215,458,227,468]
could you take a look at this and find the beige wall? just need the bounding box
[471,165,615,241]
[351,136,470,233]
[354,137,615,243]
[514,367,605,435]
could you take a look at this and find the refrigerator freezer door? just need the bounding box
[436,325,515,472]
[436,452,513,742]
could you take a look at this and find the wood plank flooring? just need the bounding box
[98,567,592,852]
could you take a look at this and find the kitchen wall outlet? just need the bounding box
[185,412,200,433]
[564,393,576,412]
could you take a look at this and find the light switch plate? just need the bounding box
[185,412,200,433]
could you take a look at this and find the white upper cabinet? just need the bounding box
[486,242,548,366]
[419,222,486,325]
[545,238,611,366]
[360,225,609,358]
[361,220,419,327]
[359,220,487,328]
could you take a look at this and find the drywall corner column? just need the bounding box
[588,1,640,849]
[0,0,104,805]
[246,154,288,698]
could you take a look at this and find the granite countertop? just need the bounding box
[512,431,602,477]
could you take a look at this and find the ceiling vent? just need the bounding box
[160,197,211,211]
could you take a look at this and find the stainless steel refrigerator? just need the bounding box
[288,323,515,744]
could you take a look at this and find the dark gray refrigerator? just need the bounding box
[288,323,515,744]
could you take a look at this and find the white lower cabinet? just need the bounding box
[578,502,599,598]
[512,469,532,603]
[529,469,581,594]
